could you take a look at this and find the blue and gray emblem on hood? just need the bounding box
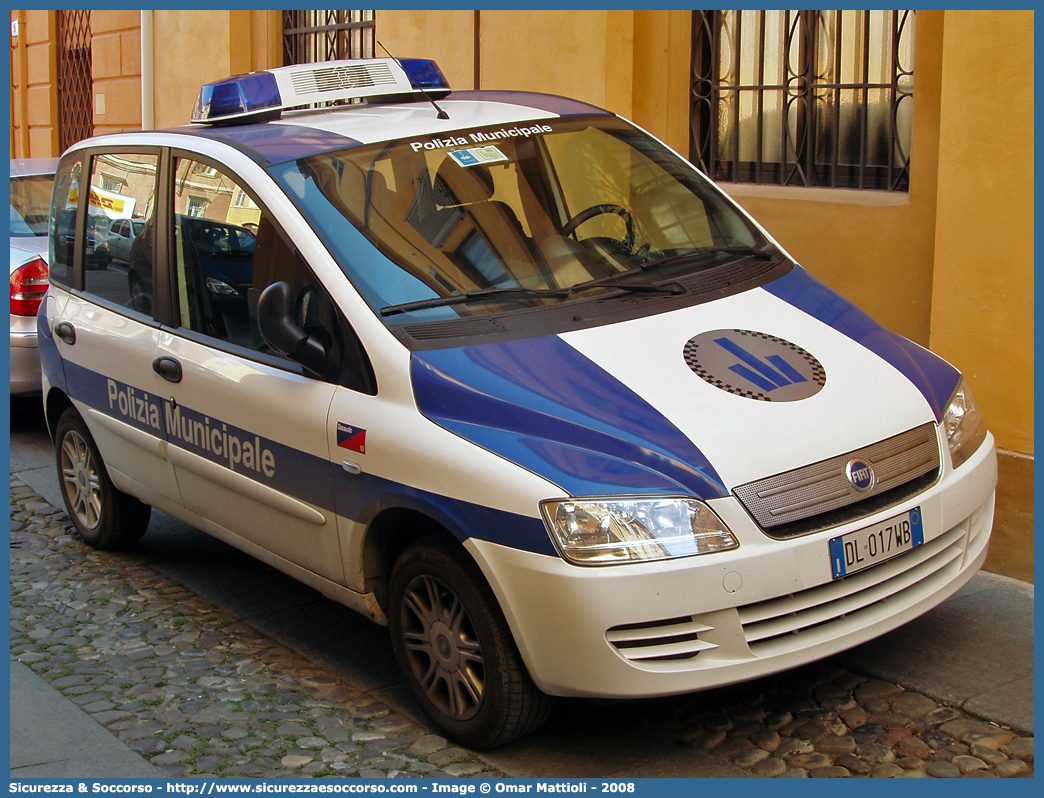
[684,329,826,402]
[411,336,727,500]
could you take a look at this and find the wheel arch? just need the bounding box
[356,495,481,616]
[45,387,75,443]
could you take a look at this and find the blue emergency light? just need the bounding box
[191,58,451,125]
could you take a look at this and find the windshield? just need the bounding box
[271,116,774,324]
[10,174,56,237]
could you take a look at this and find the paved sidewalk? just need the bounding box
[9,475,1034,779]
[10,661,162,778]
[836,569,1034,734]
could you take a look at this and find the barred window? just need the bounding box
[691,10,914,191]
[283,10,375,66]
[57,10,93,152]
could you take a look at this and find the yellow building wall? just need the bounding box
[376,10,476,90]
[146,10,280,131]
[479,11,629,113]
[91,10,142,136]
[10,10,60,158]
[630,10,693,157]
[929,10,1034,457]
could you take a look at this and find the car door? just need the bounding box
[155,154,346,583]
[51,149,183,509]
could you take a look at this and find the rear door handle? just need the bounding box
[152,356,183,383]
[55,322,76,345]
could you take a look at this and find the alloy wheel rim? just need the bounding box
[60,431,102,530]
[401,574,485,721]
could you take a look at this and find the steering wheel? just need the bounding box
[562,204,635,251]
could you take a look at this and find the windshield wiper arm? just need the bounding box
[640,244,778,271]
[381,286,570,317]
[380,279,686,318]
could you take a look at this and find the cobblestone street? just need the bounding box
[10,476,1034,779]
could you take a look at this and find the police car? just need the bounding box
[40,58,997,748]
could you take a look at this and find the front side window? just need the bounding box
[271,116,773,327]
[170,158,360,387]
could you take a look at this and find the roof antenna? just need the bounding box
[377,41,450,120]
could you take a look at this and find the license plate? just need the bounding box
[829,507,924,579]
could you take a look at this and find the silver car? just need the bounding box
[97,216,147,264]
[10,158,58,395]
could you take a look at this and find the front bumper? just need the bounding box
[467,431,997,699]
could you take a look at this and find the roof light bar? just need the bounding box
[191,58,451,126]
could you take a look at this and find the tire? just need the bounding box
[389,540,554,748]
[54,408,151,550]
[128,275,151,314]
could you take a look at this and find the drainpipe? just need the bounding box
[473,10,480,90]
[140,10,154,130]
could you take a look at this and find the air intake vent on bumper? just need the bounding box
[606,616,716,662]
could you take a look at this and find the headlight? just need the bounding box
[206,277,239,296]
[540,496,738,566]
[942,376,987,468]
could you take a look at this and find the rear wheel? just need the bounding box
[128,275,151,314]
[389,540,554,748]
[55,408,151,549]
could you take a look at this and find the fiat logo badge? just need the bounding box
[846,459,875,493]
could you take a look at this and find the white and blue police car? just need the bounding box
[40,58,997,748]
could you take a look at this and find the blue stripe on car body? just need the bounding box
[56,361,555,556]
[37,308,66,395]
[444,91,612,118]
[763,266,960,420]
[180,122,362,164]
[411,335,727,500]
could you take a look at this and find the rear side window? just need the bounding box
[48,159,82,288]
[83,152,159,313]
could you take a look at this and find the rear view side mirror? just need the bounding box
[256,281,326,378]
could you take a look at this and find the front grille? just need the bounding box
[606,616,717,663]
[734,423,940,538]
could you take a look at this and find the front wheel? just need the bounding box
[389,541,554,748]
[54,408,151,549]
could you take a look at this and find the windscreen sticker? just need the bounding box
[448,146,509,167]
[336,422,367,454]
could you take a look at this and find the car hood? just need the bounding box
[10,237,49,273]
[410,266,959,499]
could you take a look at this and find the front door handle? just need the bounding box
[152,356,182,383]
[55,322,76,345]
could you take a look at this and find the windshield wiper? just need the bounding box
[640,244,778,271]
[380,279,685,318]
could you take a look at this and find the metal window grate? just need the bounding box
[57,10,93,152]
[283,10,375,66]
[691,10,914,191]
